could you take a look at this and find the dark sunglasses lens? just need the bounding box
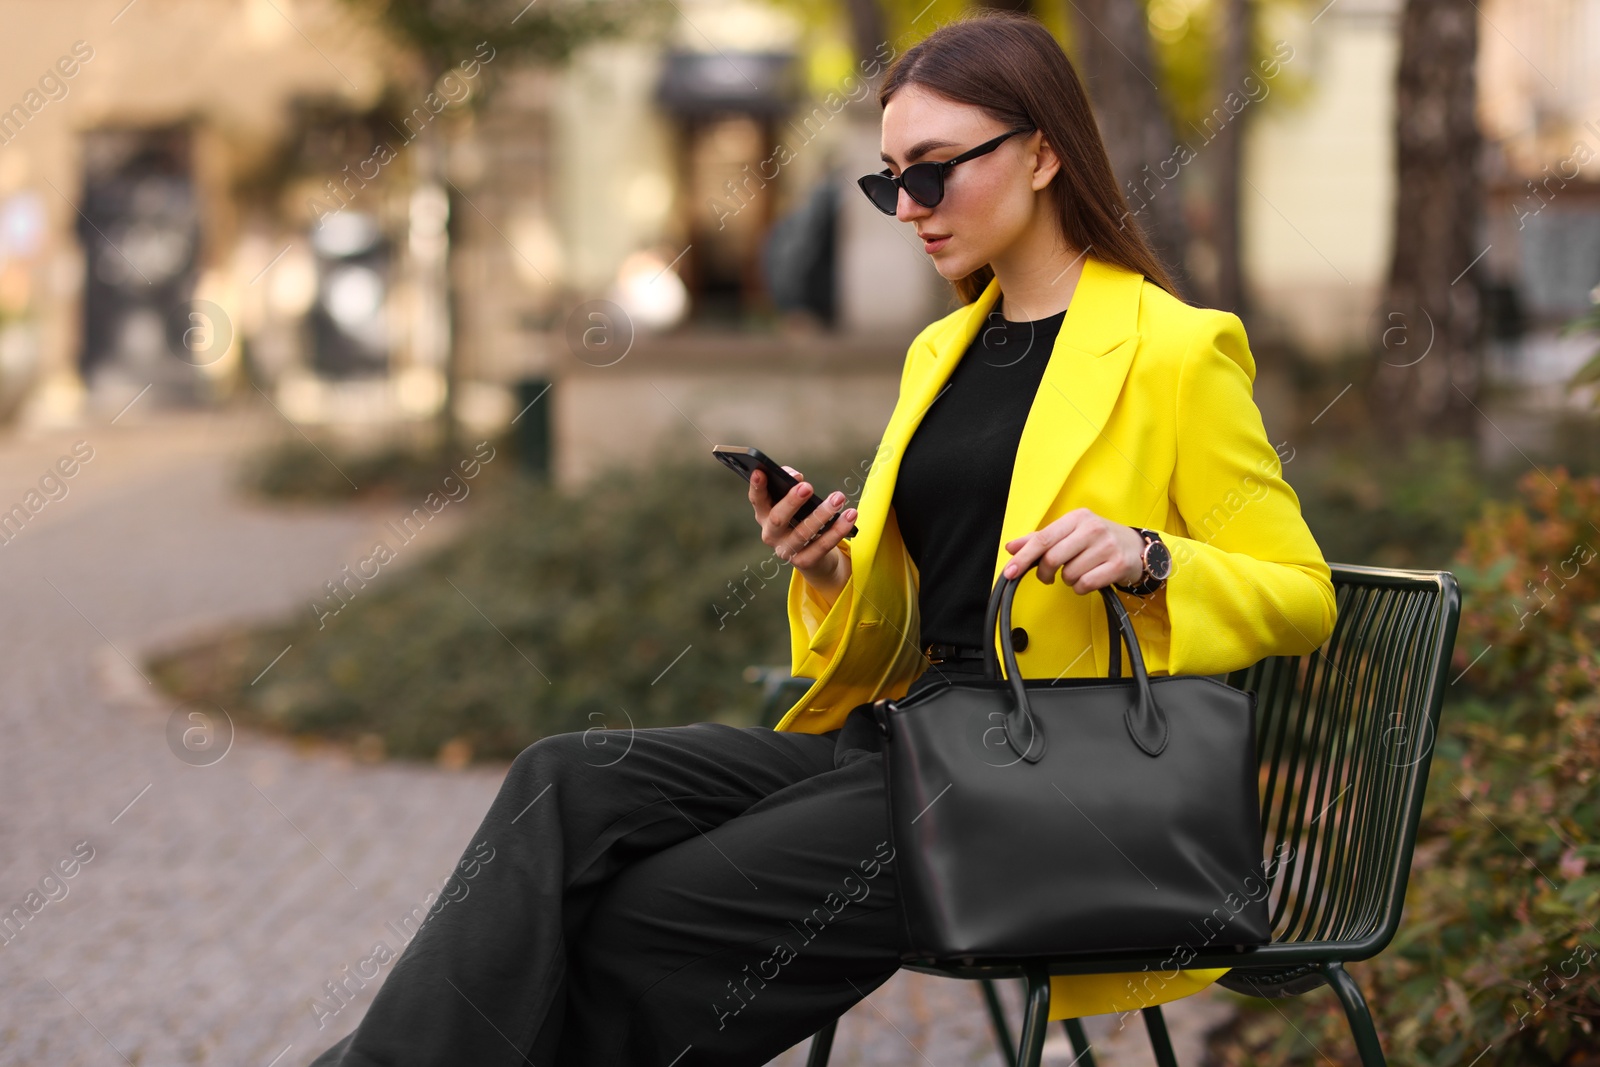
[901,164,945,208]
[858,174,899,214]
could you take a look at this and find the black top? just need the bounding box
[891,305,1067,649]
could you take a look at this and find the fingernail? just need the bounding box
[828,492,844,506]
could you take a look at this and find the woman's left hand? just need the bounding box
[1002,508,1148,593]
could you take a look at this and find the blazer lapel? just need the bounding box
[847,255,1146,601]
[993,258,1144,580]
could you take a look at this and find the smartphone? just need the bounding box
[712,445,859,538]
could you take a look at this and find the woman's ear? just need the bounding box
[1030,133,1063,192]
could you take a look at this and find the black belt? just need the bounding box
[923,642,986,665]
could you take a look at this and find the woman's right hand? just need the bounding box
[748,466,856,603]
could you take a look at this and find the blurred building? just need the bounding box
[1242,0,1401,356]
[0,0,403,426]
[1478,0,1600,402]
[0,0,949,483]
[6,0,1593,479]
[1244,0,1600,396]
[536,1,945,481]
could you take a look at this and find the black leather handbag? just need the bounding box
[873,564,1272,962]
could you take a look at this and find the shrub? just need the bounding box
[1208,467,1600,1066]
[153,451,875,763]
[1292,433,1499,570]
[236,433,518,502]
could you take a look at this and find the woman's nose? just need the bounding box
[896,187,930,222]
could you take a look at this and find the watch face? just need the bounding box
[1146,540,1173,580]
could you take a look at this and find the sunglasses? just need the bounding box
[857,126,1035,215]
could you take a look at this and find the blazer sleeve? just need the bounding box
[787,538,855,679]
[784,319,939,680]
[1160,311,1337,675]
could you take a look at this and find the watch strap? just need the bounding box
[1114,527,1168,597]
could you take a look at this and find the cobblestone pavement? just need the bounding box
[0,411,1235,1067]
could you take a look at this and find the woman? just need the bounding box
[311,11,1334,1067]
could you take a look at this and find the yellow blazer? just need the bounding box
[773,256,1337,1019]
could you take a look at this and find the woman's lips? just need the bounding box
[921,233,951,254]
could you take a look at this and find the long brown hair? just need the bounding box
[878,10,1179,304]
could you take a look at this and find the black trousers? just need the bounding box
[308,666,978,1067]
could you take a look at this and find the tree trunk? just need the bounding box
[1372,0,1481,441]
[1210,0,1248,315]
[410,112,459,456]
[843,0,887,71]
[1068,0,1192,298]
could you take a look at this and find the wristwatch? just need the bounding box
[1114,527,1172,597]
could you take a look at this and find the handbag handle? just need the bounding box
[984,578,1123,681]
[980,561,1169,762]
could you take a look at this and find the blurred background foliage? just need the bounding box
[341,0,673,69]
[1140,0,1315,133]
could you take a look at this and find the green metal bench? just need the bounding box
[761,564,1460,1067]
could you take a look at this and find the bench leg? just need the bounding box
[804,1019,836,1067]
[1324,961,1388,1067]
[979,979,1018,1067]
[1141,1005,1180,1067]
[1061,1017,1096,1065]
[1017,968,1052,1067]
